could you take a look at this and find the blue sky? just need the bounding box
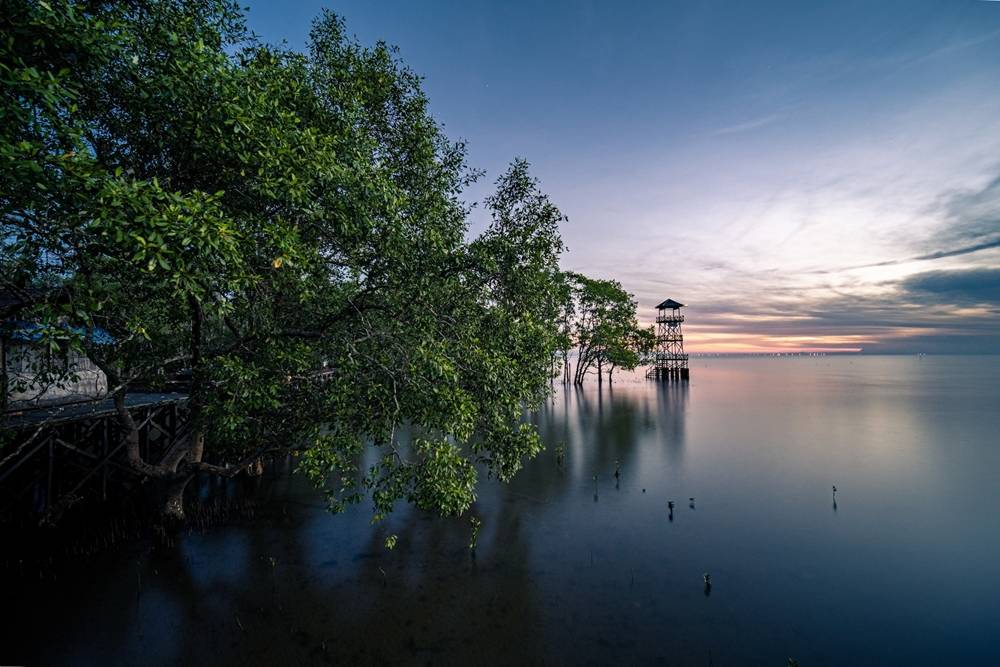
[245,0,1000,353]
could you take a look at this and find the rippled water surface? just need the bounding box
[9,355,1000,665]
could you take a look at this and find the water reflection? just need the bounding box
[531,380,689,488]
[8,356,1000,666]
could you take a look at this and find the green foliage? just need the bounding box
[2,2,567,520]
[561,273,655,383]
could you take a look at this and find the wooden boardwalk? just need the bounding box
[3,392,187,427]
[0,393,189,521]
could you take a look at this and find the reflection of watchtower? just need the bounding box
[646,299,689,381]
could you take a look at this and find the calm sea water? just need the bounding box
[8,355,1000,665]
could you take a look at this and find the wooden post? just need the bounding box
[101,416,109,500]
[1,338,7,412]
[46,438,54,512]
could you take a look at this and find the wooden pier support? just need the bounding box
[0,393,188,522]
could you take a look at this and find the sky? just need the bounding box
[245,0,1000,353]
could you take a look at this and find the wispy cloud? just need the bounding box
[706,114,783,137]
[807,238,1000,274]
[621,157,1000,353]
[927,173,1000,249]
[891,27,1000,70]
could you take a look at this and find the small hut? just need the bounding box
[1,316,112,410]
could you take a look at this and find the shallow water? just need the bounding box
[8,356,1000,665]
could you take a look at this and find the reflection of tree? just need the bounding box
[520,381,689,495]
[16,470,547,665]
[14,382,692,665]
[572,383,643,478]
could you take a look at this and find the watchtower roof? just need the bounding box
[655,298,685,310]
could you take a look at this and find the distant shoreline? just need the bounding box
[690,351,860,358]
[688,351,1000,357]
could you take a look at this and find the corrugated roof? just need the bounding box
[1,320,114,345]
[655,298,685,310]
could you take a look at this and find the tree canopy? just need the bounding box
[561,273,655,384]
[1,1,568,521]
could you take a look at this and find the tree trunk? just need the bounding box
[89,294,229,524]
[158,294,207,521]
[162,475,192,521]
[575,347,589,384]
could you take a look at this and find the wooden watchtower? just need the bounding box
[646,298,689,381]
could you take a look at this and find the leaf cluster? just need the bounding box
[2,1,568,520]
